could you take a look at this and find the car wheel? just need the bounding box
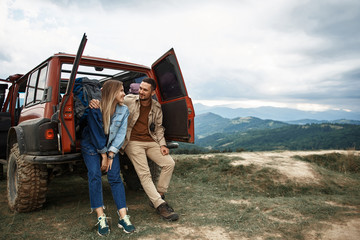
[7,143,48,212]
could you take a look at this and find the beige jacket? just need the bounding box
[120,94,166,153]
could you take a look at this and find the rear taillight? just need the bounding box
[45,129,55,140]
[39,121,59,153]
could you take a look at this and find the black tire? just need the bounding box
[0,164,4,180]
[7,143,48,212]
[120,154,161,191]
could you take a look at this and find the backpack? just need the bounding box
[73,77,101,123]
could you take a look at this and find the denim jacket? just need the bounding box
[81,105,129,155]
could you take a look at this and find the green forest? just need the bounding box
[173,123,360,154]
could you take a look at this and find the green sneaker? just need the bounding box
[118,215,135,233]
[96,214,110,236]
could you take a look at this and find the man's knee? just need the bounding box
[159,158,175,173]
[165,157,175,168]
[137,169,153,183]
[168,158,175,169]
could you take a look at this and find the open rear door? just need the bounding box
[59,34,87,153]
[152,48,195,143]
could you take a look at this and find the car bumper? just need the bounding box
[23,153,82,164]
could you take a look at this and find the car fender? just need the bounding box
[7,126,26,158]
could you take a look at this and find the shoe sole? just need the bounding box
[97,229,110,237]
[118,223,135,234]
[160,214,179,221]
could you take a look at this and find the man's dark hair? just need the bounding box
[142,77,157,91]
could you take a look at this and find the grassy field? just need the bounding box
[0,151,359,239]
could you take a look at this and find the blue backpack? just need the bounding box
[73,77,101,123]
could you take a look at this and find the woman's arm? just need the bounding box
[107,107,129,154]
[87,108,108,154]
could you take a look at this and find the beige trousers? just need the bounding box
[125,141,175,208]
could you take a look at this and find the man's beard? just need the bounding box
[139,95,150,101]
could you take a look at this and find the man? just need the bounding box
[121,78,179,221]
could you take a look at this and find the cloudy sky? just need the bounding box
[1,0,359,112]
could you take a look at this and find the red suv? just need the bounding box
[0,34,195,212]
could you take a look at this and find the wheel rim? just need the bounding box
[8,155,18,202]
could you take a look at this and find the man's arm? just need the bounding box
[89,99,100,109]
[152,102,168,155]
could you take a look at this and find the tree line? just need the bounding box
[172,123,360,154]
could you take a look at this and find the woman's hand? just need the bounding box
[107,159,113,172]
[101,153,108,172]
[106,152,115,172]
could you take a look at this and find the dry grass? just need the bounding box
[0,150,360,239]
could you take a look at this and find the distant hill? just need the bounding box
[194,103,360,121]
[173,113,360,154]
[287,119,360,125]
[195,113,288,138]
[195,123,360,151]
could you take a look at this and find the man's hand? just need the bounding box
[160,145,169,156]
[89,99,100,109]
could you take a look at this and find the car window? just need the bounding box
[25,65,48,106]
[35,66,48,102]
[153,54,186,101]
[0,83,9,111]
[60,63,147,96]
[25,71,38,105]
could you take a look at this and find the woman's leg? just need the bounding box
[106,153,127,215]
[82,149,104,216]
[108,155,135,233]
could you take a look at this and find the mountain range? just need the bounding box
[195,113,289,138]
[195,112,360,139]
[194,122,360,152]
[194,103,360,121]
[171,111,360,153]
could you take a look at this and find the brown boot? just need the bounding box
[149,194,165,209]
[156,202,179,221]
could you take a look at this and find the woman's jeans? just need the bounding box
[82,146,126,211]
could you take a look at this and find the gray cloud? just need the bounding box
[290,0,360,60]
[243,0,360,111]
[1,0,359,113]
[0,48,12,63]
[0,52,11,63]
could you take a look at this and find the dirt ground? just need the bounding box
[1,150,359,239]
[209,150,360,240]
[138,150,360,240]
[228,150,360,184]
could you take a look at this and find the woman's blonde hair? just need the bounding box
[100,80,124,134]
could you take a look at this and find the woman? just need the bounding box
[81,80,135,236]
